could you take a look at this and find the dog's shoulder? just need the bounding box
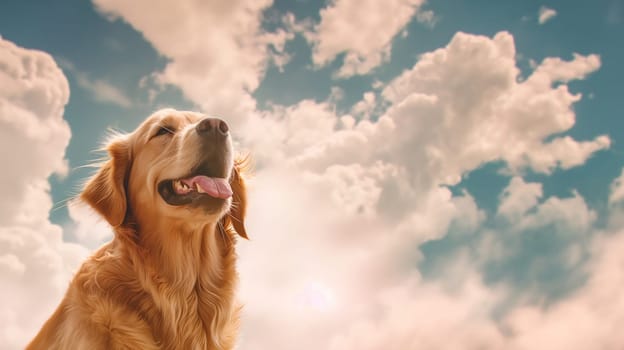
[65,242,161,349]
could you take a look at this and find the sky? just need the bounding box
[1,0,624,349]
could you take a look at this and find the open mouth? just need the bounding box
[158,175,232,207]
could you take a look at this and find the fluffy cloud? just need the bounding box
[237,174,605,350]
[287,32,608,195]
[296,202,624,350]
[538,6,557,24]
[65,200,113,249]
[60,60,132,107]
[499,177,597,234]
[609,168,624,204]
[237,166,486,350]
[0,226,87,348]
[0,37,88,349]
[504,225,624,350]
[384,32,606,177]
[307,0,428,77]
[518,191,596,234]
[92,0,283,125]
[327,275,506,350]
[483,182,597,300]
[350,91,378,119]
[498,177,543,220]
[275,174,611,350]
[234,31,609,349]
[0,39,71,224]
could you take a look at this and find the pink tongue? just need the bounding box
[181,176,233,199]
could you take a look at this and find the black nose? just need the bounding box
[196,118,229,136]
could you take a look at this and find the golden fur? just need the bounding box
[27,109,249,350]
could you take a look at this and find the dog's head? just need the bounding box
[81,108,248,238]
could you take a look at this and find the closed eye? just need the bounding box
[154,126,175,138]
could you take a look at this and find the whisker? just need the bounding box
[228,213,244,225]
[51,157,110,215]
[50,196,77,214]
[217,221,232,246]
[229,201,240,210]
[73,160,107,170]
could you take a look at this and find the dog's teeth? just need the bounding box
[173,180,189,194]
[195,183,205,193]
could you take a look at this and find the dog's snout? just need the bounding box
[196,118,229,137]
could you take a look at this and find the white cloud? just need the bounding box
[66,200,113,249]
[261,25,296,72]
[538,6,557,24]
[303,162,398,216]
[318,211,624,350]
[327,274,506,350]
[0,37,88,349]
[328,86,345,103]
[533,53,601,82]
[476,182,599,297]
[0,38,71,225]
[237,99,344,166]
[281,12,314,35]
[526,135,610,173]
[314,186,617,350]
[59,60,131,107]
[498,177,543,220]
[307,0,429,77]
[350,91,377,119]
[237,165,623,349]
[93,0,283,126]
[0,226,87,348]
[609,168,624,204]
[504,227,624,350]
[237,165,487,350]
[415,9,437,27]
[75,73,132,107]
[232,31,609,348]
[290,32,607,193]
[518,191,597,234]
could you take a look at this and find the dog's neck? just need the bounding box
[132,219,233,290]
[117,218,239,348]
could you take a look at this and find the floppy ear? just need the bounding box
[81,137,131,227]
[228,159,249,239]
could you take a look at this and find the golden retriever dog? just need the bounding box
[27,109,249,350]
